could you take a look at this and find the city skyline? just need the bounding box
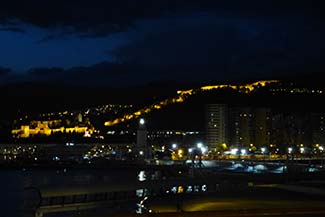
[2,2,325,217]
[7,80,325,147]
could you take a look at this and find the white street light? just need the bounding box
[241,149,246,155]
[139,118,145,125]
[172,144,177,149]
[300,147,305,154]
[197,143,203,149]
[230,148,238,155]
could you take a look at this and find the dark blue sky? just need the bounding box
[0,1,324,86]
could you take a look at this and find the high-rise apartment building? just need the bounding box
[254,108,271,147]
[206,104,228,151]
[229,107,254,148]
[311,113,325,145]
[208,105,271,150]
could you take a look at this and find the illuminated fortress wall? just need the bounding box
[12,120,94,138]
[104,80,279,127]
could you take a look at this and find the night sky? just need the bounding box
[0,1,324,86]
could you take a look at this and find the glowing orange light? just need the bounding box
[104,80,279,127]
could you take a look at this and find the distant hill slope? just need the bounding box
[1,75,325,124]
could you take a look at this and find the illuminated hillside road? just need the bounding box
[104,80,279,127]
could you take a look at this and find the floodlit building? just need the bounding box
[11,118,94,138]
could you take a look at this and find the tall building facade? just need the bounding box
[206,104,325,153]
[311,113,325,145]
[229,107,271,148]
[229,107,255,148]
[206,104,228,151]
[270,113,311,147]
[254,108,271,147]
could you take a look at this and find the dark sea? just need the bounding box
[0,170,24,217]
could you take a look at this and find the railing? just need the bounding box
[24,178,251,217]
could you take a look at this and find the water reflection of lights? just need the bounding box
[135,183,210,213]
[186,186,193,193]
[138,170,146,182]
[166,184,208,194]
[136,196,150,214]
